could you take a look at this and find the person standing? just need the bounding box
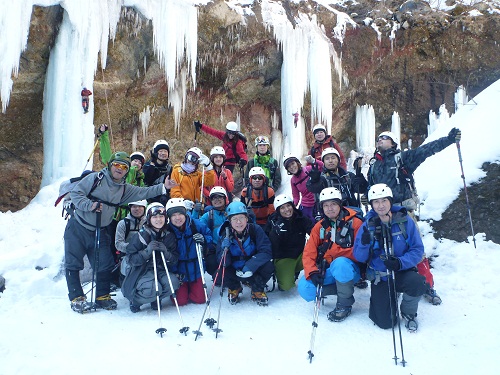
[64,152,176,313]
[309,124,347,170]
[245,135,281,191]
[81,87,92,114]
[202,146,234,205]
[354,184,429,331]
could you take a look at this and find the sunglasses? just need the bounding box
[251,176,264,181]
[186,153,199,164]
[378,135,392,141]
[149,208,166,217]
[210,194,225,200]
[227,131,237,136]
[111,162,129,171]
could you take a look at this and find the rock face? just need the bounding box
[0,1,499,242]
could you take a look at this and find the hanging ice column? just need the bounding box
[391,111,401,148]
[428,104,450,137]
[454,85,469,112]
[355,104,376,154]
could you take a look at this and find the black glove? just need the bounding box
[150,150,158,163]
[307,165,321,183]
[193,201,202,213]
[383,256,401,272]
[193,233,205,245]
[238,159,247,169]
[309,271,324,287]
[360,227,372,245]
[352,175,367,192]
[194,120,202,132]
[448,127,461,142]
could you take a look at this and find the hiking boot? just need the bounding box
[327,304,352,322]
[130,303,141,313]
[401,312,418,332]
[251,291,268,306]
[354,279,368,289]
[70,296,93,314]
[424,288,442,305]
[95,294,117,310]
[151,300,161,311]
[228,287,243,305]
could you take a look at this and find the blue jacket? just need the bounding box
[354,206,424,277]
[216,222,272,272]
[199,208,226,245]
[167,217,212,282]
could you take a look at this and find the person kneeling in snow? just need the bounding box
[216,202,274,306]
[354,184,429,332]
[122,203,179,313]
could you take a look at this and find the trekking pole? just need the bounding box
[382,225,406,367]
[214,227,231,339]
[160,252,189,335]
[307,258,327,363]
[89,208,101,309]
[200,165,205,208]
[152,251,167,337]
[82,138,99,171]
[455,141,476,248]
[195,243,210,304]
[193,250,226,340]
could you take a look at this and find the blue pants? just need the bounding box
[298,257,360,302]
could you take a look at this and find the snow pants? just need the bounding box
[298,257,360,306]
[274,255,303,291]
[220,260,274,292]
[132,270,179,306]
[369,268,429,329]
[64,217,114,300]
[175,277,205,306]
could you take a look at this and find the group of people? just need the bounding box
[61,118,461,333]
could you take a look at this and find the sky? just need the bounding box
[1,2,500,374]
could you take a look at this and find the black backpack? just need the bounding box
[232,132,248,163]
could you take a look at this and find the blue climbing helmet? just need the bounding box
[225,201,248,218]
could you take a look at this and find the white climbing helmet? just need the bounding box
[274,194,293,210]
[312,124,327,135]
[249,166,266,178]
[226,121,238,132]
[128,199,148,209]
[283,153,300,168]
[185,147,202,164]
[210,146,226,158]
[368,183,393,203]
[378,131,399,147]
[165,198,187,217]
[319,187,342,205]
[146,202,166,224]
[153,139,170,154]
[209,186,228,199]
[321,147,340,162]
[130,151,145,165]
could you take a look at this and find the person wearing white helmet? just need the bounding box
[264,194,314,291]
[201,146,235,205]
[309,124,347,170]
[307,147,367,212]
[115,200,148,255]
[121,202,179,313]
[354,184,429,332]
[298,187,364,322]
[241,166,276,228]
[244,135,281,191]
[367,127,461,306]
[283,153,324,222]
[164,198,213,306]
[169,147,216,203]
[193,120,248,172]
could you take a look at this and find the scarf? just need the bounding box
[181,162,196,174]
[254,153,272,180]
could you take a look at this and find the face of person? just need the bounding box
[227,132,235,139]
[279,203,294,219]
[157,149,169,161]
[211,194,226,210]
[110,162,129,182]
[257,144,268,155]
[213,155,224,167]
[372,198,391,219]
[131,159,143,170]
[230,214,248,233]
[286,161,300,175]
[314,131,326,142]
[250,175,265,189]
[323,154,339,171]
[377,136,394,152]
[322,200,341,220]
[150,214,165,230]
[169,212,186,228]
[130,205,145,218]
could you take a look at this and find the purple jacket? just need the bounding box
[290,161,324,208]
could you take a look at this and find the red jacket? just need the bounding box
[201,124,248,166]
[81,89,92,97]
[203,167,235,205]
[309,135,347,170]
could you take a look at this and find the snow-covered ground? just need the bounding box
[1,80,500,374]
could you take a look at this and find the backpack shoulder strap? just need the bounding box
[124,217,132,238]
[208,209,214,231]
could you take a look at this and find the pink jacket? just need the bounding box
[290,161,323,208]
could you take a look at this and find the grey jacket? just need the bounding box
[115,213,146,253]
[70,168,164,230]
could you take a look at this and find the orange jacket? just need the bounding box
[303,207,362,279]
[241,186,275,225]
[170,164,216,202]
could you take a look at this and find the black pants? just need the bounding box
[216,261,275,292]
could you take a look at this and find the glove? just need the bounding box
[305,155,315,164]
[236,268,253,278]
[221,236,231,249]
[383,256,401,272]
[184,199,195,211]
[199,154,211,167]
[150,150,158,164]
[238,159,247,169]
[193,200,202,213]
[352,175,366,192]
[360,194,369,207]
[194,120,202,132]
[307,165,321,183]
[98,124,108,134]
[448,127,461,142]
[309,271,324,287]
[193,233,205,245]
[360,227,372,245]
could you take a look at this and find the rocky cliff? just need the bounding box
[1,0,499,243]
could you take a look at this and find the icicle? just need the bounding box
[140,105,151,139]
[356,104,376,154]
[454,85,468,112]
[391,111,401,149]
